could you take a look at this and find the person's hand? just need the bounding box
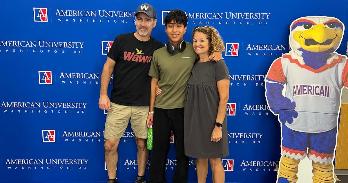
[211,126,222,142]
[147,112,154,127]
[99,95,110,110]
[209,51,223,62]
[155,86,162,96]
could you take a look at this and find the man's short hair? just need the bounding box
[164,10,188,27]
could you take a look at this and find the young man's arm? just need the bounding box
[147,77,158,127]
[98,57,116,110]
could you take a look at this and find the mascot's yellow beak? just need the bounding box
[292,18,344,53]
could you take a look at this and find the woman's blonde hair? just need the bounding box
[192,26,225,55]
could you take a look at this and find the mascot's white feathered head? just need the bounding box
[289,16,345,54]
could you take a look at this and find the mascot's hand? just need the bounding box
[278,106,298,124]
[273,99,298,124]
[271,97,295,114]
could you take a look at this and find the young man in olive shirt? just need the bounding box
[146,10,193,183]
[147,9,222,183]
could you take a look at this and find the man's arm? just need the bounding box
[98,57,116,110]
[147,77,158,127]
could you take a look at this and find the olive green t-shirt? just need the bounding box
[149,43,196,109]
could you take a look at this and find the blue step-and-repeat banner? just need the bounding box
[1,0,347,182]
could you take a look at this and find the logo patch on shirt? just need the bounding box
[293,84,330,98]
[135,48,144,55]
[123,51,152,63]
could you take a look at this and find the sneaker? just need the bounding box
[135,175,146,183]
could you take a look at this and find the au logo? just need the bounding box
[38,71,52,85]
[33,8,48,22]
[222,159,234,171]
[225,43,239,56]
[102,41,114,55]
[161,11,170,25]
[42,130,55,142]
[226,103,236,116]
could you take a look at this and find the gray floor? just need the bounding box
[337,175,348,182]
[336,169,348,182]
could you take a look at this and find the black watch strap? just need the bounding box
[215,122,223,127]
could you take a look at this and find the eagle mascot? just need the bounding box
[265,16,348,183]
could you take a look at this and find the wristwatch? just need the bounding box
[215,122,223,128]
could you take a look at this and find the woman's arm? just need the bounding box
[211,79,229,142]
[215,79,230,123]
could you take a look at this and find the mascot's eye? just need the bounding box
[327,23,337,28]
[303,24,312,29]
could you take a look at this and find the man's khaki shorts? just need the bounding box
[104,103,148,140]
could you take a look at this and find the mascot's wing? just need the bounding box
[265,58,287,113]
[265,58,297,123]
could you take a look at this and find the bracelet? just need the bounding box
[148,111,154,115]
[215,122,223,128]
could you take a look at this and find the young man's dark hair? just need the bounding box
[164,9,188,27]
